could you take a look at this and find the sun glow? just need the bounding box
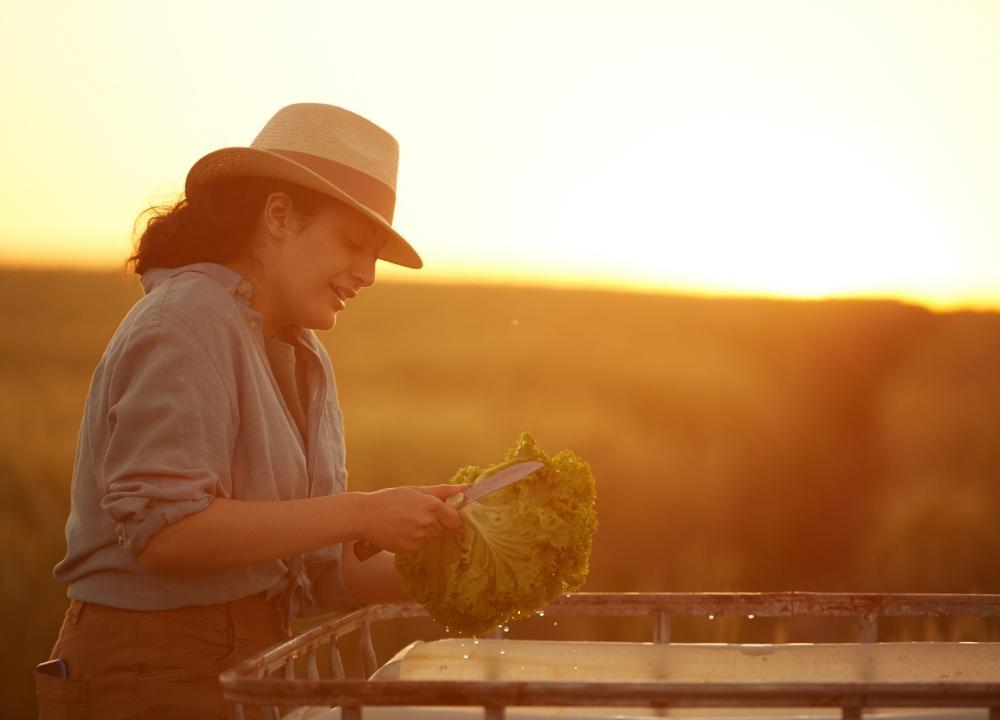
[1,1,998,310]
[555,122,959,299]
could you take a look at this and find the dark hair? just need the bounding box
[126,176,338,276]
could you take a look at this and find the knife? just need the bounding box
[353,460,544,561]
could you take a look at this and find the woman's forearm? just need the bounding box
[340,543,413,605]
[137,493,369,572]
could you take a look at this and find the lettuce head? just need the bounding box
[395,432,598,635]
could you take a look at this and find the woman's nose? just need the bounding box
[352,256,376,288]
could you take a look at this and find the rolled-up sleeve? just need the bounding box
[98,320,235,556]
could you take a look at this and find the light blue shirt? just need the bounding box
[53,262,363,630]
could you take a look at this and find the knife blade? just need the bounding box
[445,460,544,509]
[354,460,544,561]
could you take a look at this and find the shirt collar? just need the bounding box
[139,262,322,349]
[140,262,250,300]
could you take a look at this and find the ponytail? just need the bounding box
[126,177,336,276]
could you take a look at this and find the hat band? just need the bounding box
[266,148,396,223]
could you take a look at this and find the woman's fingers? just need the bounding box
[420,513,444,536]
[365,487,461,552]
[361,485,465,553]
[416,484,466,529]
[417,484,469,500]
[434,502,463,530]
[400,517,445,551]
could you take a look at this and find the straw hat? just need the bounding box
[185,103,422,269]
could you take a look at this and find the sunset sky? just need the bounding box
[1,0,997,310]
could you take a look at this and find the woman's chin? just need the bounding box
[316,310,338,331]
[293,310,337,332]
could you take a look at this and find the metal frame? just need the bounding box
[219,592,1000,720]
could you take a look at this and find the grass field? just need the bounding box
[3,268,1000,717]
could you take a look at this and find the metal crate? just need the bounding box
[219,592,1000,720]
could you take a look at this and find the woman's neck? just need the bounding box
[221,258,284,337]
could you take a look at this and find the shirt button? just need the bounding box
[237,280,251,295]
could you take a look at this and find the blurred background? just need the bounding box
[3,1,999,716]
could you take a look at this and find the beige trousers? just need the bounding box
[36,592,289,720]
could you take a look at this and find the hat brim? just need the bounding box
[184,146,423,269]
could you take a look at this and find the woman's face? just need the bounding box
[264,196,386,333]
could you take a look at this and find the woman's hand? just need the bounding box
[359,484,466,553]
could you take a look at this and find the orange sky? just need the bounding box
[1,0,998,311]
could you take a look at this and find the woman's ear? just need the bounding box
[261,191,295,239]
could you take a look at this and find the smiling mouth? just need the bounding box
[330,284,356,308]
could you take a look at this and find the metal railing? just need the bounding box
[219,592,1000,720]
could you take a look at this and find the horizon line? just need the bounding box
[1,259,997,315]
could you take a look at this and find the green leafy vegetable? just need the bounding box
[395,432,598,635]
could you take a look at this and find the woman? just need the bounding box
[36,103,465,719]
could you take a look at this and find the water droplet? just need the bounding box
[503,625,510,633]
[473,639,480,645]
[708,615,715,620]
[538,610,545,617]
[515,610,521,615]
[462,654,469,660]
[748,614,755,620]
[444,626,451,633]
[552,621,558,627]
[499,650,506,656]
[573,664,579,670]
[520,665,525,670]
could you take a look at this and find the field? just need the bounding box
[3,268,1000,717]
